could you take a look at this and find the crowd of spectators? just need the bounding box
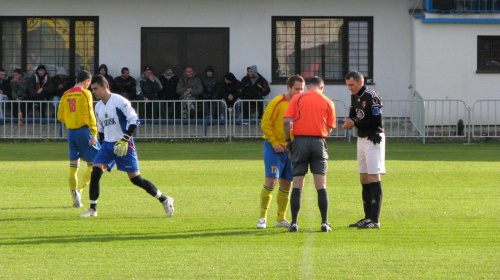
[0,63,271,120]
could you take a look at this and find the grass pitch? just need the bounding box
[0,141,498,279]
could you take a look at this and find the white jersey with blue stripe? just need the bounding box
[95,93,140,142]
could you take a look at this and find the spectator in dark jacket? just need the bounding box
[201,66,221,119]
[239,65,270,118]
[113,67,136,100]
[136,65,162,118]
[0,68,11,119]
[159,65,179,119]
[51,66,72,115]
[29,65,53,117]
[11,68,30,118]
[176,66,203,118]
[221,72,241,119]
[97,64,114,90]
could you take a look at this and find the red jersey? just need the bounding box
[284,89,336,138]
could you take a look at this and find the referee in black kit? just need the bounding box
[342,71,385,229]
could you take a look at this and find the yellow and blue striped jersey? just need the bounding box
[57,87,98,137]
[261,94,290,147]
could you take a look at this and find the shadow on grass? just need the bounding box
[0,227,285,246]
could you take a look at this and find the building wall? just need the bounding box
[3,0,416,109]
[412,20,500,108]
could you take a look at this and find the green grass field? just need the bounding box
[0,141,499,279]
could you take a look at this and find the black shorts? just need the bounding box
[290,136,328,176]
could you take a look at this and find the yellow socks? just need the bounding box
[260,185,273,219]
[276,188,290,222]
[78,163,92,193]
[69,163,79,191]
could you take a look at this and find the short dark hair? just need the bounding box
[14,69,23,75]
[91,75,109,88]
[121,67,129,73]
[345,71,364,82]
[0,68,5,72]
[307,76,324,87]
[287,74,305,88]
[76,70,92,83]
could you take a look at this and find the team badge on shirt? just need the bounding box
[356,109,365,120]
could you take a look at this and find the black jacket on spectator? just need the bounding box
[0,76,11,99]
[159,74,179,100]
[51,75,72,98]
[201,76,221,100]
[137,74,162,100]
[239,67,270,99]
[29,72,52,101]
[113,76,137,100]
[222,73,240,107]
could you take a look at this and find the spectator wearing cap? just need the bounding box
[113,67,137,100]
[201,66,222,119]
[29,64,53,117]
[159,65,179,118]
[50,66,72,116]
[136,65,162,118]
[97,64,114,90]
[176,66,203,119]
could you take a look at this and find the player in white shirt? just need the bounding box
[79,75,174,218]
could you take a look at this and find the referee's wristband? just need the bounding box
[285,139,291,142]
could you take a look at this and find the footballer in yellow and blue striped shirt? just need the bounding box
[256,74,305,229]
[57,70,100,208]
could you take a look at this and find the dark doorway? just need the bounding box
[141,27,229,80]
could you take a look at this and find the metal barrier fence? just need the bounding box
[0,101,63,139]
[132,100,228,139]
[0,99,499,142]
[470,100,500,139]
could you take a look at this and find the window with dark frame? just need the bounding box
[0,16,98,77]
[272,16,373,84]
[477,36,500,73]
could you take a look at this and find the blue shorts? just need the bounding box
[93,140,139,173]
[263,140,293,181]
[67,126,100,162]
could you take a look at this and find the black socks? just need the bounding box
[130,175,167,203]
[290,188,302,224]
[317,188,329,224]
[290,188,329,225]
[362,183,372,220]
[89,166,103,210]
[369,181,383,223]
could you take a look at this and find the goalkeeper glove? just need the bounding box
[367,133,382,145]
[113,134,131,156]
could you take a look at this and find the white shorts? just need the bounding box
[357,133,385,175]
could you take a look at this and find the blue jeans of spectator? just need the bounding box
[204,100,218,118]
